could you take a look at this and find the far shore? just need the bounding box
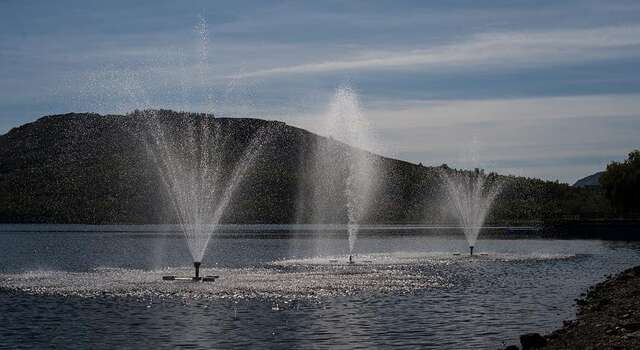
[0,219,639,240]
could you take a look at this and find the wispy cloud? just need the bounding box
[286,93,640,183]
[232,25,640,78]
[370,93,640,128]
[291,93,640,134]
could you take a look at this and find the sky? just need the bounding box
[1,0,639,183]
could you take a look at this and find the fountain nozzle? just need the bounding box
[469,246,474,256]
[348,255,354,264]
[194,261,201,279]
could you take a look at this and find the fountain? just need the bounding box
[307,87,379,264]
[442,169,501,256]
[88,17,276,280]
[138,111,273,280]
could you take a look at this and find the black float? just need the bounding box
[162,261,218,282]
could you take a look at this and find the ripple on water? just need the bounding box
[0,251,575,301]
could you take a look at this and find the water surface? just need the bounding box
[1,224,638,349]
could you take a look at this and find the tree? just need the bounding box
[600,150,640,215]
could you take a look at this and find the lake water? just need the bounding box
[1,224,639,349]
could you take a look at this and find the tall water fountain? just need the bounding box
[442,169,501,256]
[308,87,379,263]
[89,17,276,279]
[138,111,272,280]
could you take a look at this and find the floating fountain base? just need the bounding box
[194,261,201,278]
[348,255,355,264]
[470,246,474,256]
[162,262,218,282]
[162,275,219,282]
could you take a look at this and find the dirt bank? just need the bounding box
[542,265,640,349]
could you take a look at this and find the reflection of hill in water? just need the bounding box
[0,110,612,224]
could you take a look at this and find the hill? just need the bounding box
[573,172,604,188]
[0,111,613,224]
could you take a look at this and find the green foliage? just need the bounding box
[600,150,640,215]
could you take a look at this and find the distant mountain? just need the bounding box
[573,172,604,188]
[0,111,613,224]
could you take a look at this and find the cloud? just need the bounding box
[368,93,640,129]
[232,25,640,79]
[2,3,639,183]
[285,93,640,183]
[291,93,640,136]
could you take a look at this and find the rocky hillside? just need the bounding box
[0,111,612,224]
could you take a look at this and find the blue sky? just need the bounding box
[1,0,639,183]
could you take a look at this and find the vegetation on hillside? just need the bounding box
[600,150,640,216]
[0,111,614,224]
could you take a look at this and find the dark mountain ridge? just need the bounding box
[0,111,612,224]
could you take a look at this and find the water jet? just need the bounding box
[141,112,273,281]
[305,86,379,259]
[442,169,501,254]
[129,18,274,279]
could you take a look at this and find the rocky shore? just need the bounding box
[506,265,640,349]
[542,265,640,349]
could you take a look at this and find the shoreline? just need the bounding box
[519,265,640,349]
[543,265,640,348]
[0,220,639,241]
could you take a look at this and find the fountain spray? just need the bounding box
[307,87,378,264]
[134,18,275,281]
[442,170,501,257]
